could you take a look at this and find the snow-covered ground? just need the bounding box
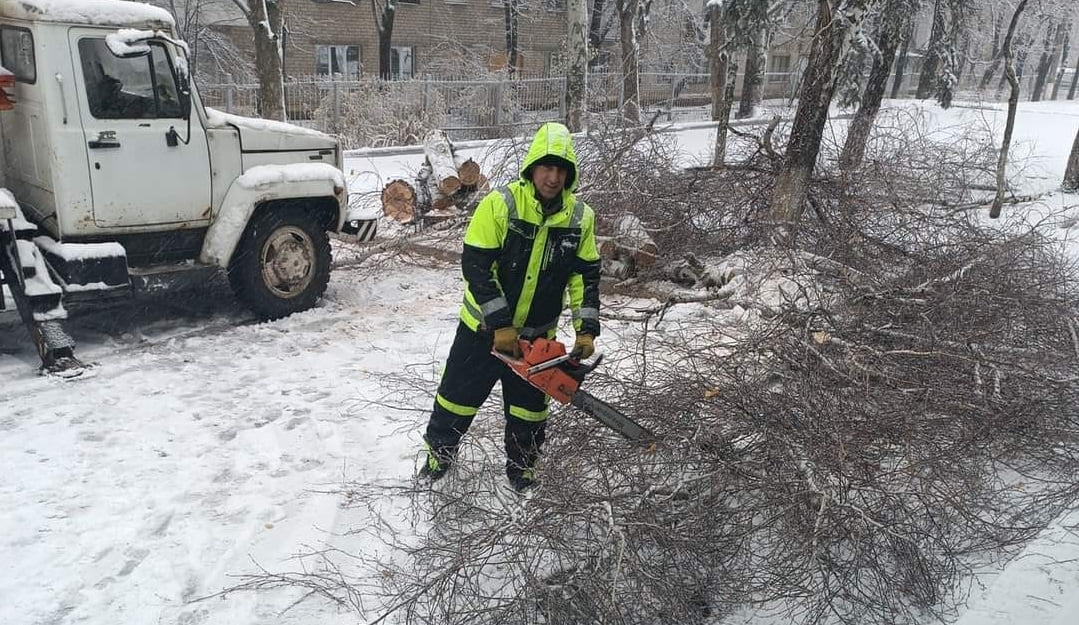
[2,101,1079,625]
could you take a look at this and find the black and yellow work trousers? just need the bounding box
[424,322,550,482]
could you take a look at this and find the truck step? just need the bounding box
[0,190,38,239]
[14,239,65,320]
[33,236,129,294]
[128,261,222,294]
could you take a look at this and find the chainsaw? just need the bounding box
[493,337,654,443]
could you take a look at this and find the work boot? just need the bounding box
[417,444,453,484]
[507,467,537,493]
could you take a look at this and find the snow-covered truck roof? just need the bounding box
[0,0,174,27]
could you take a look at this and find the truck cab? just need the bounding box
[0,0,376,374]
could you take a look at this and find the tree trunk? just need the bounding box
[990,0,1030,219]
[1065,126,1079,190]
[373,0,397,80]
[916,0,946,100]
[423,130,461,195]
[1071,51,1079,100]
[618,0,641,124]
[737,26,766,119]
[840,16,905,170]
[247,0,285,120]
[566,0,588,131]
[979,10,1005,91]
[770,0,869,230]
[890,19,915,98]
[708,4,730,167]
[1051,24,1070,101]
[504,0,520,76]
[589,0,608,51]
[1031,21,1059,102]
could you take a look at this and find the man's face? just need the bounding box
[532,164,568,201]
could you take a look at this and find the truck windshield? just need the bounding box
[78,38,183,120]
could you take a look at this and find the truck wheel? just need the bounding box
[228,206,332,320]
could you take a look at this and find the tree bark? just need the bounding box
[770,0,870,230]
[1050,24,1070,101]
[504,0,520,76]
[990,0,1030,220]
[840,12,906,170]
[618,0,643,124]
[247,0,285,120]
[708,4,731,167]
[423,130,461,195]
[372,0,397,80]
[890,18,915,98]
[566,0,588,131]
[1065,126,1079,190]
[737,26,766,119]
[1031,21,1059,102]
[1070,51,1079,100]
[916,0,946,100]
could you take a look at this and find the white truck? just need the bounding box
[0,0,376,374]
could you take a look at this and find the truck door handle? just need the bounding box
[88,138,121,149]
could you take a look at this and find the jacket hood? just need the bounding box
[520,122,579,192]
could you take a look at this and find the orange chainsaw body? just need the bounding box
[496,337,581,404]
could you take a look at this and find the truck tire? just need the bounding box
[228,206,332,320]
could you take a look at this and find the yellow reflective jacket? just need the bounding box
[458,123,601,337]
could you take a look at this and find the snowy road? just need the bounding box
[1,258,463,625]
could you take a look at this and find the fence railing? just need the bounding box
[196,68,1078,144]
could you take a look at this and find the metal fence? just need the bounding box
[196,67,1078,143]
[197,71,802,142]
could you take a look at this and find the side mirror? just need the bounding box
[177,73,191,119]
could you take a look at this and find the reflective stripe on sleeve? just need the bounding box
[481,296,509,317]
[575,307,599,321]
[497,186,518,220]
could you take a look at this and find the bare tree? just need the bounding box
[1032,18,1064,101]
[1065,126,1079,189]
[229,0,285,120]
[770,0,876,231]
[371,0,398,80]
[890,17,916,97]
[1050,19,1071,100]
[567,0,589,131]
[708,1,734,166]
[504,0,521,76]
[588,0,616,68]
[616,0,654,123]
[841,0,923,170]
[990,0,1030,219]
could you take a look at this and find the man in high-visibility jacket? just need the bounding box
[419,122,602,492]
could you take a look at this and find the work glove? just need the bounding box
[493,326,522,358]
[570,334,595,360]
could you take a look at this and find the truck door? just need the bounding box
[70,31,211,228]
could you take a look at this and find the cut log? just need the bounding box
[423,129,462,195]
[381,179,417,223]
[599,214,658,269]
[457,158,482,187]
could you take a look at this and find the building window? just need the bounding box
[767,54,791,83]
[400,0,420,4]
[391,46,414,80]
[0,26,35,83]
[316,45,360,80]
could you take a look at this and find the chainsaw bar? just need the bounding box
[570,389,654,443]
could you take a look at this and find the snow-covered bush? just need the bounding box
[314,78,448,149]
